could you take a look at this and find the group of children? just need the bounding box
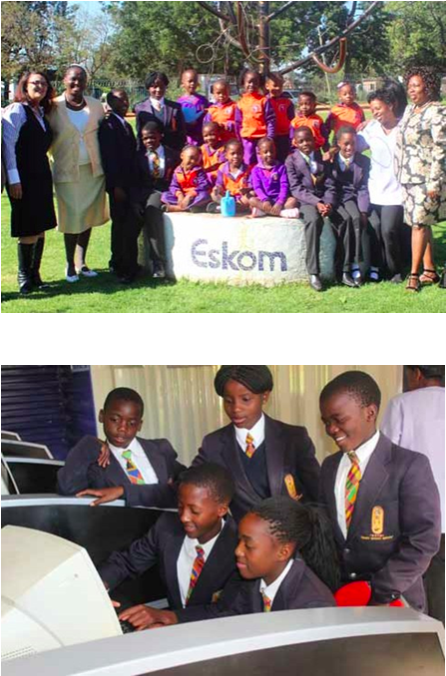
[58,366,442,631]
[99,68,373,290]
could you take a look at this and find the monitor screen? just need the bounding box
[1,441,52,460]
[3,460,61,494]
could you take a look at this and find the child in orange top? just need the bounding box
[291,92,328,152]
[235,69,276,166]
[204,80,238,145]
[201,122,226,186]
[325,82,365,139]
[208,139,252,214]
[265,73,294,163]
[161,145,211,213]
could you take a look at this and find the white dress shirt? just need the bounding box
[335,430,381,538]
[357,120,403,206]
[177,520,223,608]
[299,151,318,175]
[2,102,47,184]
[235,414,266,453]
[259,559,294,607]
[146,144,166,179]
[381,387,445,532]
[150,97,165,113]
[338,154,353,172]
[108,437,159,485]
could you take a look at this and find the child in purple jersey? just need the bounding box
[177,69,210,147]
[249,138,299,218]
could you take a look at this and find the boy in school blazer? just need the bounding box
[191,366,320,523]
[319,371,441,612]
[100,464,238,630]
[58,387,185,508]
[134,72,186,152]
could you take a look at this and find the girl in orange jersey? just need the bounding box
[325,82,365,140]
[208,139,252,214]
[200,122,226,186]
[235,69,276,166]
[204,80,238,145]
[161,145,211,213]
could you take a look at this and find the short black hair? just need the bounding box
[178,463,235,504]
[407,365,445,380]
[214,366,274,397]
[103,388,144,417]
[404,66,441,102]
[266,72,284,85]
[106,90,127,106]
[142,120,165,135]
[320,371,382,410]
[367,79,407,119]
[145,71,169,90]
[336,125,357,142]
[240,68,264,89]
[293,125,313,137]
[299,91,316,103]
[225,138,243,151]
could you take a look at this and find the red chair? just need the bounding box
[335,582,404,607]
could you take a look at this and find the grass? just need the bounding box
[2,193,445,313]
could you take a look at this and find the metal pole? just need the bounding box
[258,1,270,75]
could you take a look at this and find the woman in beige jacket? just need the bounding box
[49,65,109,283]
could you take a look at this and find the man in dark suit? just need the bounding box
[191,366,321,523]
[58,387,185,508]
[319,370,441,612]
[98,90,140,284]
[286,126,337,292]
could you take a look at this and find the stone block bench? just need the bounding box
[138,213,337,287]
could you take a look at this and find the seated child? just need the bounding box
[319,371,441,612]
[328,126,371,287]
[204,79,238,145]
[58,387,185,508]
[209,139,252,213]
[201,121,226,186]
[177,68,210,146]
[161,145,211,213]
[250,137,299,218]
[235,69,275,166]
[265,73,294,163]
[290,91,328,152]
[286,127,337,292]
[325,82,366,140]
[134,121,180,279]
[99,464,238,631]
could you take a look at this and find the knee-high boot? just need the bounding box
[31,238,49,290]
[17,242,35,295]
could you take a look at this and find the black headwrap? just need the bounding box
[214,366,274,396]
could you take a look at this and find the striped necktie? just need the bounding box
[345,451,362,529]
[121,449,145,485]
[245,432,256,459]
[262,591,272,612]
[186,546,205,604]
[150,151,161,179]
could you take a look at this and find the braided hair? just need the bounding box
[250,497,341,592]
[404,66,441,102]
[214,366,274,397]
[320,371,381,410]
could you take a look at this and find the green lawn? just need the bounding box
[1,193,445,313]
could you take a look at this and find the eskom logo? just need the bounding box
[192,240,288,273]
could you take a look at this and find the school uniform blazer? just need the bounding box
[328,153,371,213]
[133,145,180,201]
[98,512,238,611]
[286,150,337,207]
[98,114,137,193]
[319,433,441,611]
[192,414,321,522]
[134,98,186,151]
[177,556,335,623]
[57,435,186,508]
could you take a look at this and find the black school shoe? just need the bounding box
[342,273,359,288]
[310,275,323,292]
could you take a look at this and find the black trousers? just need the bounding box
[369,204,404,277]
[109,193,142,277]
[299,205,324,276]
[333,200,366,266]
[328,203,357,274]
[143,191,167,266]
[424,533,445,624]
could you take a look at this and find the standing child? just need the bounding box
[201,122,226,186]
[204,80,238,145]
[290,91,328,152]
[329,126,371,287]
[209,139,252,214]
[319,371,441,612]
[325,82,366,140]
[286,127,337,292]
[98,90,139,284]
[265,73,294,163]
[177,68,210,147]
[161,145,211,213]
[235,69,275,166]
[249,137,299,218]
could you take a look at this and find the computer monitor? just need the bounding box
[1,432,21,441]
[1,525,122,663]
[1,440,53,460]
[1,458,63,494]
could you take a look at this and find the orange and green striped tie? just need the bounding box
[246,433,256,459]
[122,450,145,485]
[345,451,361,529]
[186,546,205,605]
[262,591,272,612]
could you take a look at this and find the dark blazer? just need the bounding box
[192,414,321,522]
[329,153,371,213]
[134,145,180,201]
[98,114,137,193]
[134,98,186,151]
[177,556,335,623]
[319,433,441,611]
[286,150,337,207]
[98,512,238,611]
[57,435,186,508]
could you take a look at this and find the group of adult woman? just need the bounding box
[1,64,445,296]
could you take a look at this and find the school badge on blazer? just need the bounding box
[284,474,302,501]
[212,590,223,603]
[360,506,394,542]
